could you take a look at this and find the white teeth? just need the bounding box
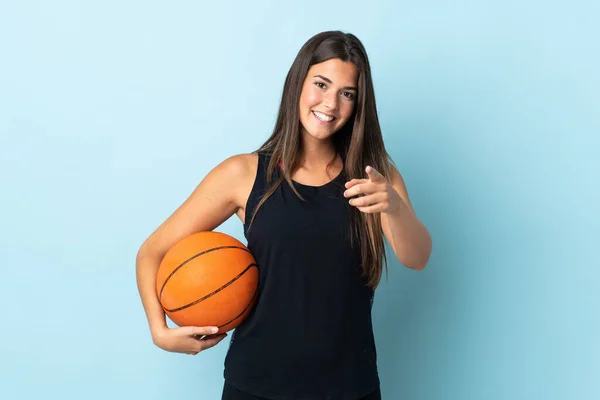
[313,111,334,122]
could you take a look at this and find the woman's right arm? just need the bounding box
[135,153,255,354]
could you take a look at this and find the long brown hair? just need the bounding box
[248,31,394,290]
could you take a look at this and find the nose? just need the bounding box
[322,92,339,111]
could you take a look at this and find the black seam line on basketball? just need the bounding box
[159,245,252,299]
[164,263,257,313]
[217,269,259,328]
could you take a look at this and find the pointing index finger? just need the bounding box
[366,166,385,182]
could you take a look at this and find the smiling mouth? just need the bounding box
[312,110,336,123]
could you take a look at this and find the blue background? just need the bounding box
[1,1,598,399]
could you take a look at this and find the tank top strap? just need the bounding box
[255,151,278,190]
[244,151,275,236]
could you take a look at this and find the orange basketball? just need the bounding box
[156,231,258,333]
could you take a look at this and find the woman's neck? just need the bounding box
[299,133,338,170]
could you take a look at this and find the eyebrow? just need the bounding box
[313,75,358,91]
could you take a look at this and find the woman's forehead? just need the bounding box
[307,59,358,87]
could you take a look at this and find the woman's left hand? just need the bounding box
[344,166,403,214]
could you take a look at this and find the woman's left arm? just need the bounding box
[344,166,432,270]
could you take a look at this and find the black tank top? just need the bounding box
[223,152,380,400]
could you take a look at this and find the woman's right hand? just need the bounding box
[152,326,228,355]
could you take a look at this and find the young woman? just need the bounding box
[136,31,432,400]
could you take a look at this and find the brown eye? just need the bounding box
[315,82,326,89]
[342,91,355,100]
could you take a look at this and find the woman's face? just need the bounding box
[298,58,359,141]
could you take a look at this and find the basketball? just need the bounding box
[156,231,259,333]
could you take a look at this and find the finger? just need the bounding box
[344,178,368,189]
[343,182,376,198]
[183,326,219,337]
[199,333,228,350]
[356,202,387,214]
[186,333,228,354]
[366,166,386,183]
[200,333,228,341]
[348,192,386,208]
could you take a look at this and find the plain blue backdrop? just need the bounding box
[1,1,598,399]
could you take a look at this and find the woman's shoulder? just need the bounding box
[215,153,260,210]
[216,152,259,184]
[222,152,258,169]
